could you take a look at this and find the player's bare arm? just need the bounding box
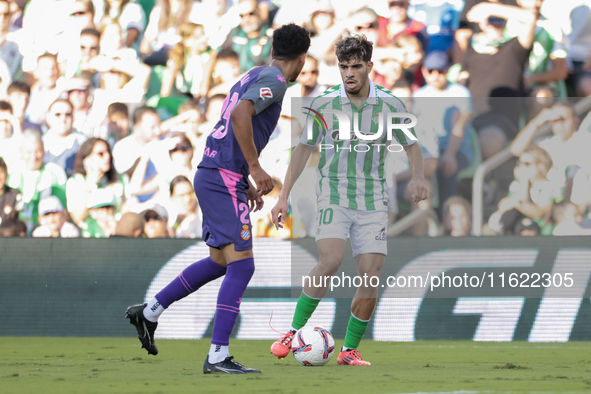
[404,142,429,203]
[230,99,274,195]
[271,143,315,229]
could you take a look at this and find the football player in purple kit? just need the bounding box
[125,23,311,374]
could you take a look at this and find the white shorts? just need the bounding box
[314,202,388,257]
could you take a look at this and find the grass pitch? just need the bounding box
[1,338,591,394]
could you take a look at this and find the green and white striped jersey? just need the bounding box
[300,80,417,211]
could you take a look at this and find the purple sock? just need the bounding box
[211,257,255,346]
[155,257,227,308]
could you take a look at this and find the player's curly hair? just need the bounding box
[335,35,373,64]
[272,23,311,61]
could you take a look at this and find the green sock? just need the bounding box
[343,314,370,350]
[291,292,320,330]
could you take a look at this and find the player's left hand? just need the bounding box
[247,186,264,212]
[407,176,429,203]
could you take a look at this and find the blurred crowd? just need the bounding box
[0,0,590,239]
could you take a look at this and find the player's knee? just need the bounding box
[228,257,255,280]
[316,258,341,276]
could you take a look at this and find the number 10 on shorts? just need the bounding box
[318,208,333,226]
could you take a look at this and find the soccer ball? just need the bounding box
[291,326,335,366]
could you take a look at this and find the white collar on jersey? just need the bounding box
[339,78,379,107]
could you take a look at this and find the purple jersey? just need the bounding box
[198,66,287,182]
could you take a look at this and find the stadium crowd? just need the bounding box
[0,0,590,239]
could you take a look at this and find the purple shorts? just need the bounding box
[194,168,253,251]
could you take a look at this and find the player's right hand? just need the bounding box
[271,198,288,230]
[250,165,274,196]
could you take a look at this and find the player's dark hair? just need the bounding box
[170,175,192,196]
[7,81,31,96]
[0,100,13,113]
[335,35,373,64]
[133,106,158,125]
[272,23,311,61]
[73,138,118,183]
[108,102,129,119]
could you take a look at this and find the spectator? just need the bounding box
[372,47,405,90]
[190,0,235,51]
[552,201,591,236]
[0,0,23,82]
[570,167,591,219]
[454,0,519,65]
[66,137,126,225]
[510,103,591,199]
[113,106,162,203]
[61,27,101,80]
[113,105,161,174]
[160,100,201,145]
[142,203,171,237]
[26,53,63,126]
[7,81,43,134]
[80,188,117,237]
[167,174,201,238]
[0,217,26,237]
[19,0,72,71]
[198,93,226,135]
[221,0,272,73]
[458,2,538,160]
[32,195,80,237]
[43,99,88,177]
[0,100,22,168]
[441,195,472,236]
[64,76,95,137]
[98,0,146,51]
[377,0,430,52]
[487,146,559,235]
[413,51,474,207]
[408,0,463,54]
[112,211,145,237]
[140,0,199,65]
[7,130,67,233]
[281,55,328,132]
[206,49,241,96]
[104,102,131,146]
[510,0,568,100]
[160,22,213,98]
[58,2,99,80]
[561,1,591,97]
[514,216,541,235]
[128,132,193,201]
[0,157,22,227]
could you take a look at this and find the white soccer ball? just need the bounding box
[291,326,335,366]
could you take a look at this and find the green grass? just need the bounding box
[1,338,591,394]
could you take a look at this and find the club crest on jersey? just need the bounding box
[372,113,380,124]
[240,225,251,240]
[260,87,273,99]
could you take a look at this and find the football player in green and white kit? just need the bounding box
[270,35,429,365]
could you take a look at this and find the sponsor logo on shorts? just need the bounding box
[375,227,387,241]
[260,87,273,99]
[241,225,251,240]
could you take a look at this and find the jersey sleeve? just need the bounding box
[241,71,287,115]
